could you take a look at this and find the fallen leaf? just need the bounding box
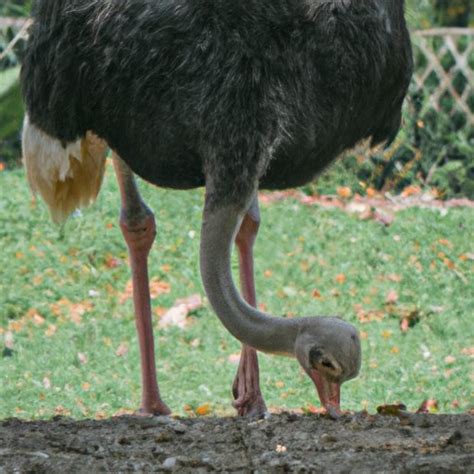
[461,347,474,357]
[444,355,456,365]
[305,404,326,415]
[115,342,129,357]
[55,405,71,417]
[120,278,171,304]
[45,324,57,337]
[195,403,211,416]
[264,270,273,278]
[4,331,14,349]
[77,352,88,365]
[43,377,51,389]
[158,294,202,329]
[399,309,420,332]
[149,279,172,299]
[227,353,241,364]
[401,185,421,198]
[385,290,399,304]
[438,239,453,248]
[417,399,439,413]
[391,346,400,354]
[373,210,394,226]
[382,330,392,340]
[377,403,407,416]
[275,380,285,389]
[385,274,402,283]
[312,289,322,299]
[335,274,346,284]
[104,255,121,269]
[336,186,352,199]
[400,318,410,333]
[81,382,91,391]
[190,338,201,348]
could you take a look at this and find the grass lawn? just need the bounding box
[0,164,473,419]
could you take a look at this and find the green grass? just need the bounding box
[0,165,473,419]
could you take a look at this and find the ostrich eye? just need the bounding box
[321,359,335,370]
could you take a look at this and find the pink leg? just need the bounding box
[232,198,267,417]
[113,156,170,416]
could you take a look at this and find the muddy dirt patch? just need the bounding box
[0,413,472,472]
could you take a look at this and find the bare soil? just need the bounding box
[0,412,472,472]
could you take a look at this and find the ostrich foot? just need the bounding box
[137,399,172,417]
[232,345,268,417]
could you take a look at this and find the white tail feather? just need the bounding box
[22,115,107,222]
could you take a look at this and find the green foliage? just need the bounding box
[0,69,23,164]
[0,1,31,18]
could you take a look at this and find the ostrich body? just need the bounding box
[21,0,412,417]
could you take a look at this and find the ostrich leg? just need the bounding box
[232,197,267,417]
[113,155,171,416]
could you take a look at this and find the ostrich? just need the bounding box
[21,0,412,418]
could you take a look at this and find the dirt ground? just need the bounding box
[0,412,472,473]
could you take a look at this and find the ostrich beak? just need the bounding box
[309,369,341,419]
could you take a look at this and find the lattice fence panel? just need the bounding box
[411,28,474,126]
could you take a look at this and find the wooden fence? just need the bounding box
[411,28,474,125]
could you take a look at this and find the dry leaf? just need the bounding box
[312,289,322,299]
[195,403,211,416]
[43,377,51,389]
[115,342,129,357]
[120,278,171,304]
[45,324,57,337]
[385,290,399,304]
[305,404,326,415]
[401,185,421,198]
[335,274,346,284]
[4,331,14,350]
[104,255,121,269]
[444,355,456,365]
[336,186,352,199]
[227,353,241,364]
[377,403,407,416]
[158,294,203,329]
[400,318,410,333]
[417,399,439,413]
[77,352,88,365]
[374,210,394,226]
[461,347,474,357]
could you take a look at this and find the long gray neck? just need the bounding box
[200,201,298,355]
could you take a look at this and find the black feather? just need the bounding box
[21,0,413,208]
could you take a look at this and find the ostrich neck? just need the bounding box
[200,200,299,355]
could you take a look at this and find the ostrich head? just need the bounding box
[294,317,361,417]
